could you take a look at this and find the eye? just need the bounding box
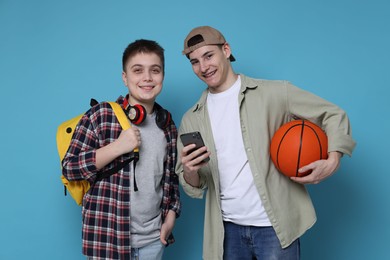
[205,53,213,60]
[190,60,199,65]
[132,68,143,74]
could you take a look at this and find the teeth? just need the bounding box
[204,71,215,78]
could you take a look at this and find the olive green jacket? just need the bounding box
[176,74,356,260]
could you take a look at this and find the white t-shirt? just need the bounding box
[207,76,271,226]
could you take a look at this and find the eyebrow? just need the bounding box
[130,64,162,69]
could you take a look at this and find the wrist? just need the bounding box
[111,139,130,156]
[328,151,342,160]
[183,170,200,188]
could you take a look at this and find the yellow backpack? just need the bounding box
[56,100,131,205]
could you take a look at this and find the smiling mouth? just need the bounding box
[203,70,216,78]
[139,85,154,90]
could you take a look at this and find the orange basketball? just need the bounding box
[270,120,328,177]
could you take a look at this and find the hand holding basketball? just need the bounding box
[270,120,328,178]
[291,151,342,184]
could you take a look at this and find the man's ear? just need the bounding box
[222,43,232,60]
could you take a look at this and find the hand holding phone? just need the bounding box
[180,131,210,163]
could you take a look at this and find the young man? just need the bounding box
[176,26,356,260]
[62,39,181,260]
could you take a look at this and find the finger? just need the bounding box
[182,144,196,154]
[187,146,208,160]
[290,177,311,185]
[293,174,321,185]
[160,237,168,245]
[298,162,315,174]
[181,145,198,163]
[160,228,168,245]
[192,151,211,165]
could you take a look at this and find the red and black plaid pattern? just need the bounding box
[62,96,181,259]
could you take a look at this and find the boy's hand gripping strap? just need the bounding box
[95,102,139,191]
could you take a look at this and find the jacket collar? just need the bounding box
[192,74,259,113]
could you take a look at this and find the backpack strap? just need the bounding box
[109,102,130,130]
[109,102,139,155]
[95,102,139,191]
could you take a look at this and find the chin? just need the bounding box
[205,79,221,88]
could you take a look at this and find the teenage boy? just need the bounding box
[176,26,356,260]
[63,39,181,260]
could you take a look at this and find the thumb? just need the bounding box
[160,228,168,245]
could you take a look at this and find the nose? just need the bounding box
[143,71,153,81]
[199,60,209,73]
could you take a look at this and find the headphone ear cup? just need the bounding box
[155,109,171,130]
[129,104,146,125]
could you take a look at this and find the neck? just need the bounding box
[209,72,239,94]
[126,95,154,114]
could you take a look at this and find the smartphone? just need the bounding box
[180,131,210,163]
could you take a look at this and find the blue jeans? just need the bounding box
[223,222,300,260]
[131,239,165,260]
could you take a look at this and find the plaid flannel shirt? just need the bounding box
[62,96,181,259]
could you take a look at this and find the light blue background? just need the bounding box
[1,0,389,259]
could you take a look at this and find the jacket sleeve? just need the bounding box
[163,120,182,218]
[285,81,356,156]
[175,116,208,199]
[62,112,99,183]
